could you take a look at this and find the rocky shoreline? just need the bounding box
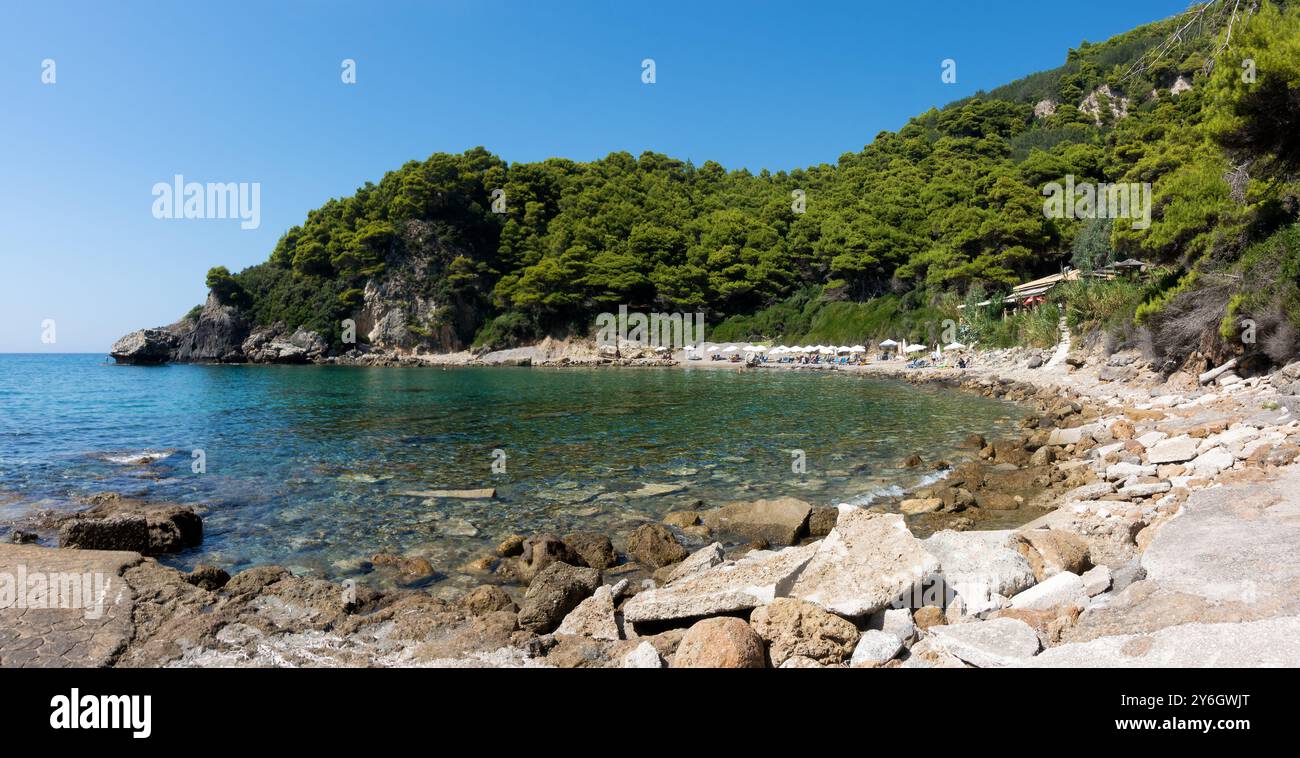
[8,343,1300,667]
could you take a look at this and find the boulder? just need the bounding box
[850,630,903,667]
[1009,571,1088,611]
[701,497,812,546]
[1014,529,1090,581]
[672,617,766,668]
[661,510,700,528]
[1146,435,1199,464]
[1026,617,1300,667]
[516,562,600,633]
[555,585,620,640]
[58,516,150,553]
[622,641,665,668]
[623,542,819,623]
[807,506,839,537]
[869,607,917,643]
[1081,565,1112,597]
[626,523,687,568]
[900,498,944,515]
[1187,447,1234,477]
[926,617,1041,667]
[459,585,517,615]
[183,564,230,591]
[172,292,250,363]
[923,529,1036,615]
[789,507,939,617]
[109,328,177,364]
[666,542,725,583]
[562,532,617,569]
[749,598,861,666]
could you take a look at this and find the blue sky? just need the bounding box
[0,0,1191,352]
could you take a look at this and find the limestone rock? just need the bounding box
[1009,571,1088,611]
[622,542,819,624]
[1147,435,1199,464]
[555,585,620,640]
[110,328,178,364]
[562,531,617,570]
[923,529,1036,615]
[927,617,1041,667]
[666,542,725,584]
[1014,529,1090,581]
[622,641,664,668]
[789,507,939,617]
[850,630,903,667]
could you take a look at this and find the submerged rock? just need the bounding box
[626,523,687,568]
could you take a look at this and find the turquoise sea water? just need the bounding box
[0,354,1022,588]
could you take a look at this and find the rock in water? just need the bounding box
[109,329,177,364]
[673,617,766,668]
[516,562,600,633]
[749,598,860,666]
[58,516,150,553]
[626,523,687,568]
[702,497,813,546]
[172,292,250,363]
[563,532,617,569]
[789,507,939,617]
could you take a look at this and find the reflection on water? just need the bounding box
[0,355,1022,587]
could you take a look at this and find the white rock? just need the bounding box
[1106,462,1156,481]
[1065,482,1116,500]
[1009,571,1088,611]
[1081,565,1112,596]
[922,529,1035,615]
[878,607,916,642]
[926,617,1041,667]
[666,542,725,583]
[1136,431,1168,449]
[1187,447,1234,477]
[622,541,819,623]
[789,507,939,617]
[850,630,903,667]
[555,585,620,640]
[1116,481,1172,499]
[1147,435,1198,463]
[621,641,664,668]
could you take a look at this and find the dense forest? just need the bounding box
[205,0,1300,368]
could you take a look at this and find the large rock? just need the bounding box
[623,542,819,624]
[850,630,903,667]
[923,529,1036,615]
[701,497,812,546]
[1187,447,1234,477]
[555,585,619,640]
[1009,571,1088,611]
[1013,529,1090,581]
[516,562,600,633]
[1146,435,1198,463]
[926,617,1041,667]
[68,495,203,555]
[562,532,617,570]
[789,507,939,617]
[748,598,860,667]
[1025,617,1300,667]
[626,523,687,568]
[666,542,725,584]
[109,329,177,364]
[172,292,250,363]
[58,516,150,553]
[672,617,765,668]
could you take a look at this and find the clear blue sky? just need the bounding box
[0,0,1191,353]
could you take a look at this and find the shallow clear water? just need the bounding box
[0,354,1022,586]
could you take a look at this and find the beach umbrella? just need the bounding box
[722,346,739,353]
[836,346,851,354]
[879,339,899,347]
[943,342,966,351]
[904,343,927,353]
[850,345,866,353]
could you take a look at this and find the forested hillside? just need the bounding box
[203,0,1299,368]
